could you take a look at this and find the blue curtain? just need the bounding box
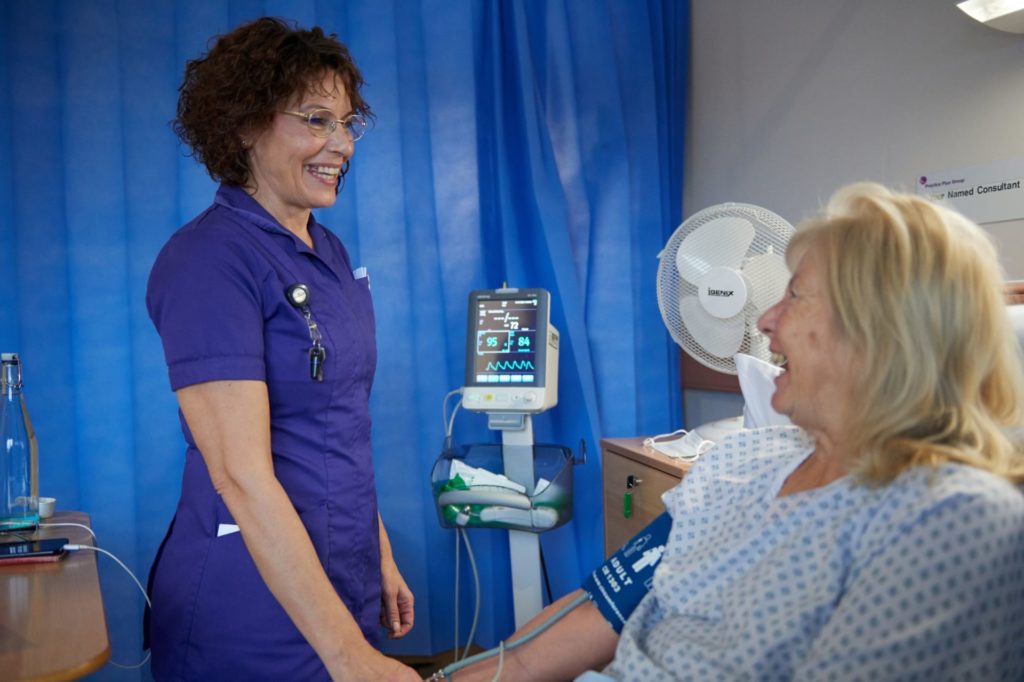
[0,0,687,677]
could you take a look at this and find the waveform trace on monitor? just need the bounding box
[485,359,536,372]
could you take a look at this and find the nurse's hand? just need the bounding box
[380,555,415,638]
[335,644,420,681]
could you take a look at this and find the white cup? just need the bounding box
[38,497,56,519]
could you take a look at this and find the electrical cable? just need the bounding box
[435,591,589,679]
[64,543,152,670]
[447,399,463,442]
[539,541,553,606]
[39,522,97,541]
[442,389,463,438]
[491,641,505,682]
[0,529,36,541]
[446,388,467,663]
[444,393,471,659]
[459,527,481,661]
[453,526,460,664]
[63,545,152,609]
[109,653,152,670]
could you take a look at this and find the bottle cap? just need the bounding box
[1,354,22,390]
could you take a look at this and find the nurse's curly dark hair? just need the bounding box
[173,17,371,188]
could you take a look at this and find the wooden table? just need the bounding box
[601,437,691,556]
[0,512,110,681]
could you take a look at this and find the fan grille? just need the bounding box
[657,202,794,375]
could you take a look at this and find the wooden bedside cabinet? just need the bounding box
[601,437,691,557]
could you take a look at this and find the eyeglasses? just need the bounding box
[279,109,369,141]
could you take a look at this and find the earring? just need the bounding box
[241,138,251,148]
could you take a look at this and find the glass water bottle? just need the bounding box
[0,353,38,530]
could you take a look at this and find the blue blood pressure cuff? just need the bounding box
[581,511,671,633]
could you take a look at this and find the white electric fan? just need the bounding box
[656,202,794,438]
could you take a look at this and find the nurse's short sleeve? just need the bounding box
[147,225,267,390]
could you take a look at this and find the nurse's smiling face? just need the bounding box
[247,72,354,237]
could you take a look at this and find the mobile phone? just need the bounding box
[0,537,69,564]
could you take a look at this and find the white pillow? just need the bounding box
[1007,304,1024,350]
[734,353,792,429]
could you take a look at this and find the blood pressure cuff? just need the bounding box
[581,511,671,633]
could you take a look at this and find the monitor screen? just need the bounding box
[470,295,543,385]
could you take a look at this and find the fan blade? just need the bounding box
[679,295,745,358]
[675,216,755,284]
[741,251,790,312]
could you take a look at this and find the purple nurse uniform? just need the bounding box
[145,184,381,680]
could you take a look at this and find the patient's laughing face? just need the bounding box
[756,246,857,440]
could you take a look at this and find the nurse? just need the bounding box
[146,17,418,681]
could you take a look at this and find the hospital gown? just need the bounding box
[600,426,1024,681]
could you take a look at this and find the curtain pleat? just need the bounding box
[0,0,688,674]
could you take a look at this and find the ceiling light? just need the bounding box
[957,0,1024,32]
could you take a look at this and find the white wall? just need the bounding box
[682,0,1024,427]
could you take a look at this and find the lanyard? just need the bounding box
[286,284,326,382]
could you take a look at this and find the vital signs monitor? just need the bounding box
[462,288,559,413]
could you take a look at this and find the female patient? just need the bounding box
[450,183,1024,680]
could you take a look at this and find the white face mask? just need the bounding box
[643,429,714,461]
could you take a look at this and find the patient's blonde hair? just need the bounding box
[789,182,1024,484]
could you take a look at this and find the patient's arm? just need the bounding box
[445,589,618,681]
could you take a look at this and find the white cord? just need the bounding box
[0,529,36,541]
[447,397,463,440]
[443,388,458,431]
[460,528,481,661]
[443,389,463,437]
[39,522,97,540]
[491,640,505,682]
[437,592,589,679]
[64,543,152,670]
[63,545,151,608]
[445,387,466,662]
[108,652,151,670]
[453,527,460,664]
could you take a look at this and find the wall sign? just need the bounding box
[916,158,1024,225]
